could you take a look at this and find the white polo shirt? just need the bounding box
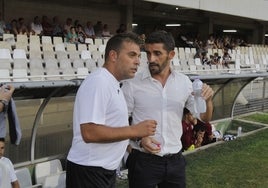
[0,157,17,186]
[67,68,129,170]
[122,68,195,156]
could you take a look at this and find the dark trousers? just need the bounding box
[66,160,116,188]
[127,149,186,188]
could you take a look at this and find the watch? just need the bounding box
[0,99,9,112]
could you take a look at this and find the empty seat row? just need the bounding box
[15,159,66,188]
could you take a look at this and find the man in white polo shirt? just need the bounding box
[66,32,157,188]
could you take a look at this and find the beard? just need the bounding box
[148,58,169,75]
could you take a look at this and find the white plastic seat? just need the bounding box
[16,34,28,44]
[94,38,103,46]
[76,67,89,79]
[15,41,28,51]
[13,59,28,69]
[0,41,12,51]
[53,36,63,45]
[29,35,40,45]
[59,58,73,70]
[43,171,66,188]
[29,50,42,59]
[34,159,63,185]
[77,43,87,51]
[91,50,102,60]
[30,68,45,81]
[29,58,44,69]
[3,33,15,46]
[42,36,52,44]
[81,50,91,60]
[12,68,28,82]
[15,167,42,188]
[69,51,80,61]
[45,58,59,70]
[72,59,85,69]
[13,49,28,60]
[55,43,66,52]
[42,43,54,52]
[98,44,106,53]
[56,51,68,60]
[0,48,12,61]
[85,38,94,45]
[43,51,56,60]
[66,43,77,51]
[0,69,11,82]
[88,44,98,52]
[0,59,12,70]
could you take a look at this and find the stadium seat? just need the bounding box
[72,59,85,69]
[42,43,54,52]
[66,43,77,51]
[13,49,28,60]
[81,50,92,60]
[85,38,94,45]
[0,41,12,50]
[42,171,66,188]
[42,36,52,44]
[53,36,63,45]
[12,69,28,82]
[55,43,66,52]
[16,34,28,44]
[0,69,11,82]
[76,67,89,79]
[68,51,80,61]
[3,33,15,46]
[94,38,103,46]
[34,159,63,185]
[77,43,87,52]
[15,167,42,188]
[0,48,12,60]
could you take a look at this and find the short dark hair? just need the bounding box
[104,32,141,61]
[183,107,191,116]
[145,30,175,52]
[0,137,5,142]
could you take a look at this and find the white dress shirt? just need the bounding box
[122,68,195,156]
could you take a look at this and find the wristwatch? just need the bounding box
[0,99,9,112]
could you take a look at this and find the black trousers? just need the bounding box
[127,149,186,188]
[66,160,116,188]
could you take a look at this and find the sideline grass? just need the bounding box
[185,128,268,188]
[116,128,268,188]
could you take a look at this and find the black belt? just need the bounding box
[132,149,182,161]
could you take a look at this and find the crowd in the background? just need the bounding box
[0,14,129,44]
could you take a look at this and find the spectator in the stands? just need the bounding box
[116,23,126,34]
[222,48,233,68]
[52,16,63,37]
[0,12,7,36]
[207,34,217,49]
[84,21,95,39]
[17,17,29,35]
[8,19,19,35]
[77,24,87,44]
[94,21,103,37]
[41,15,53,36]
[30,16,43,35]
[102,24,112,37]
[63,17,73,37]
[67,26,78,44]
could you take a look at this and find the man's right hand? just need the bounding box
[132,120,157,137]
